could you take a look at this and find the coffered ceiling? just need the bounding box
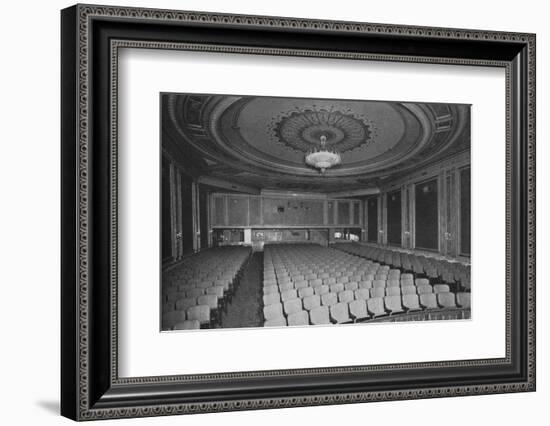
[162,93,470,193]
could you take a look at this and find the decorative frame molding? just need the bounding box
[61,4,535,421]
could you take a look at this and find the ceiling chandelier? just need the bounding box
[305,134,342,174]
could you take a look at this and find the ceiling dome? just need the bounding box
[164,93,470,192]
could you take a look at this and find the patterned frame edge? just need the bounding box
[62,3,536,421]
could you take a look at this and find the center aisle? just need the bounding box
[221,252,263,329]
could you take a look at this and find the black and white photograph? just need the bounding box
[161,93,472,331]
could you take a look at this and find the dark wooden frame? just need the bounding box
[61,4,536,421]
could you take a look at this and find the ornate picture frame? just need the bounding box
[61,4,535,421]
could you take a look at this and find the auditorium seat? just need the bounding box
[263,285,279,295]
[370,287,385,298]
[264,303,283,321]
[344,282,359,291]
[402,294,422,311]
[314,285,330,296]
[354,288,370,301]
[197,294,218,313]
[338,290,354,303]
[457,292,471,308]
[175,297,196,312]
[385,295,404,314]
[367,297,386,317]
[419,293,438,309]
[330,302,352,323]
[263,293,280,306]
[281,289,297,301]
[298,287,314,298]
[264,317,287,327]
[386,287,401,296]
[206,285,225,300]
[303,294,321,311]
[288,311,309,326]
[186,305,210,327]
[310,306,331,325]
[330,283,345,293]
[284,298,303,316]
[416,284,433,294]
[401,286,416,295]
[373,280,386,288]
[415,278,430,286]
[321,292,338,307]
[162,311,186,329]
[433,284,450,293]
[278,282,293,291]
[349,299,369,321]
[386,279,400,288]
[437,292,457,308]
[173,320,200,330]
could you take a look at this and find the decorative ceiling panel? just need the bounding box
[163,93,470,193]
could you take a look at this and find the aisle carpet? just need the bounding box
[220,252,263,329]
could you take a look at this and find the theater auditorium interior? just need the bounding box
[160,93,471,331]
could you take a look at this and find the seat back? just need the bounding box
[264,317,287,327]
[287,310,309,326]
[314,285,330,296]
[298,287,314,298]
[338,290,354,303]
[303,294,321,311]
[349,299,368,320]
[384,295,404,313]
[373,279,386,288]
[367,297,386,317]
[330,302,351,323]
[386,287,401,296]
[415,278,430,286]
[175,297,196,312]
[401,285,416,295]
[173,320,200,330]
[283,298,303,316]
[321,292,338,306]
[419,293,438,309]
[386,279,400,287]
[434,284,450,293]
[263,302,283,320]
[354,288,370,301]
[344,281,359,291]
[281,289,297,301]
[263,292,280,306]
[370,287,385,298]
[402,294,421,310]
[416,284,433,294]
[186,305,210,324]
[162,310,186,329]
[329,283,344,293]
[457,292,471,308]
[197,294,218,310]
[437,292,456,308]
[310,306,330,325]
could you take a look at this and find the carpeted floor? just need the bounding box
[220,252,263,329]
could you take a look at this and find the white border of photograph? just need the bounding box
[118,48,505,378]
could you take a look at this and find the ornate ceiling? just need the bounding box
[162,93,470,193]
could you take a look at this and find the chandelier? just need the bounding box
[304,134,342,173]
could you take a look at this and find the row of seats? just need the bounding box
[334,243,470,290]
[264,292,470,327]
[262,244,470,327]
[264,283,466,307]
[161,247,251,330]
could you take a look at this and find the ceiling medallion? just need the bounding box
[270,107,373,154]
[305,134,342,173]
